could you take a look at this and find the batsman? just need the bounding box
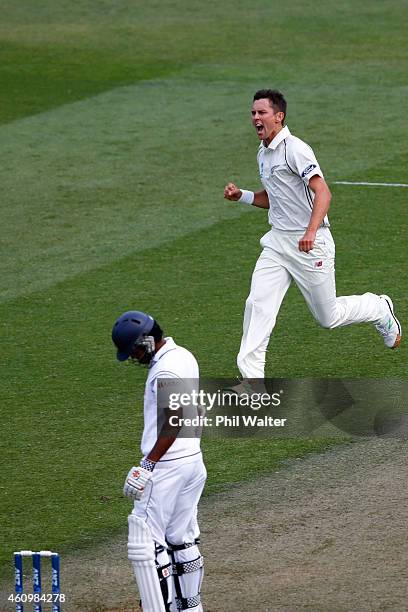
[112,311,206,612]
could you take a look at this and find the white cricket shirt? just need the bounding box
[257,125,330,231]
[141,337,201,461]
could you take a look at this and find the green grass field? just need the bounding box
[1,0,407,579]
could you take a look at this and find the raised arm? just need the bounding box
[224,182,270,209]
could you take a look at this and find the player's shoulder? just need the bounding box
[172,343,197,362]
[175,344,199,371]
[285,133,314,155]
[159,342,199,375]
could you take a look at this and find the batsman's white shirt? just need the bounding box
[258,125,329,230]
[141,337,201,461]
[133,337,206,551]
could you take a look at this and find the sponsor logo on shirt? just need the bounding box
[158,379,179,389]
[301,164,317,178]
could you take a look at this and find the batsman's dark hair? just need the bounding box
[150,320,163,342]
[253,89,287,124]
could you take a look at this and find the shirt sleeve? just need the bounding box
[286,137,324,186]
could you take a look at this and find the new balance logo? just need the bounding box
[302,164,317,177]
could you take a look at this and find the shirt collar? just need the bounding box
[264,125,290,150]
[150,337,177,365]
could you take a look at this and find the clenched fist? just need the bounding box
[298,229,317,253]
[224,182,242,201]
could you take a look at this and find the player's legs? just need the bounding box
[237,235,292,379]
[132,463,187,546]
[165,458,206,543]
[289,228,392,331]
[295,266,383,329]
[166,458,207,612]
[129,465,190,611]
[167,541,204,612]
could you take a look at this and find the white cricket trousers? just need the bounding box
[130,453,206,612]
[132,453,207,547]
[237,227,383,379]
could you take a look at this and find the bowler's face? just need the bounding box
[251,98,283,145]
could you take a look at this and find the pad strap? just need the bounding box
[167,538,200,551]
[176,594,201,610]
[173,555,204,576]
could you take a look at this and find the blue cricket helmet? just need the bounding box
[112,310,155,361]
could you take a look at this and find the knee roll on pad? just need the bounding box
[167,540,204,611]
[127,514,155,563]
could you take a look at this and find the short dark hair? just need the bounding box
[253,89,287,124]
[150,320,163,342]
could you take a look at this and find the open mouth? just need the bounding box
[255,123,264,135]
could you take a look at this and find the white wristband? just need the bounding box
[238,189,255,205]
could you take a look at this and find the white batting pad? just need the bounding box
[128,514,166,612]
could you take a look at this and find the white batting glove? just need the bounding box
[123,463,155,501]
